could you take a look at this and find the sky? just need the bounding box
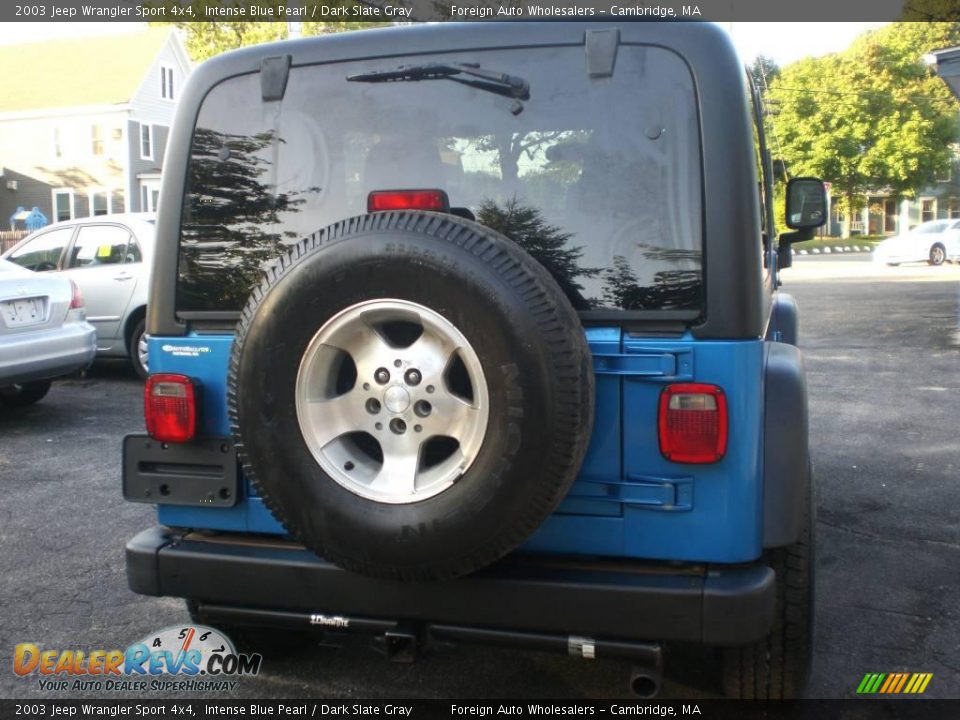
[0,21,888,66]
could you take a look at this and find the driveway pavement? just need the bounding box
[1,256,957,699]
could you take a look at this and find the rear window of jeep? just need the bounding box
[176,45,703,314]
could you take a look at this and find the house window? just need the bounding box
[53,127,63,159]
[921,198,936,224]
[140,123,153,160]
[160,65,175,101]
[89,189,111,216]
[140,180,161,212]
[950,198,960,219]
[91,124,104,156]
[53,190,74,222]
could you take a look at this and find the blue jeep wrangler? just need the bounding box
[123,22,827,699]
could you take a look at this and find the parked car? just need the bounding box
[872,218,960,266]
[0,259,96,407]
[2,214,155,378]
[122,23,825,698]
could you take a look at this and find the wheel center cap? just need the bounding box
[383,385,411,414]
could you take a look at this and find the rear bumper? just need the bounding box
[127,526,776,647]
[0,320,96,385]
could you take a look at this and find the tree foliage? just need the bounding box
[766,22,960,232]
[150,2,384,62]
[901,0,960,21]
[749,54,780,94]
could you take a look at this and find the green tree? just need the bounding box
[749,54,780,95]
[150,2,384,62]
[901,1,960,21]
[766,23,960,237]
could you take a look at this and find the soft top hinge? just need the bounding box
[261,54,291,101]
[585,28,619,78]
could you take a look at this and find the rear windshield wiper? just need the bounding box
[346,62,530,101]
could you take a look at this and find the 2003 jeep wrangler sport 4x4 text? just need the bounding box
[123,21,828,699]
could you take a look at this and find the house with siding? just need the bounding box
[824,155,960,237]
[0,28,190,229]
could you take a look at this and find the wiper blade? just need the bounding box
[347,62,530,101]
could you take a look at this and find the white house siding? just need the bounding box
[127,120,170,212]
[0,108,129,223]
[128,34,191,127]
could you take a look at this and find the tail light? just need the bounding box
[69,280,84,309]
[368,189,450,213]
[658,383,728,464]
[145,374,197,443]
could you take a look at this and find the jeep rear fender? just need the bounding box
[762,341,809,548]
[765,293,799,346]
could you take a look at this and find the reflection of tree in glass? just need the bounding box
[635,245,702,264]
[476,198,599,310]
[178,127,314,311]
[601,255,701,311]
[480,132,566,187]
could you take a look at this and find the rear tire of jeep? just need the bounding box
[722,460,815,699]
[228,211,594,581]
[185,601,310,658]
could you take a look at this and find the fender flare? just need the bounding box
[766,293,799,346]
[762,341,809,548]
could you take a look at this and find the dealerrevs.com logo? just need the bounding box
[13,625,262,692]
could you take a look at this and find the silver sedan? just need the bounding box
[2,214,155,378]
[0,259,96,407]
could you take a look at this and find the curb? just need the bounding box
[794,246,873,256]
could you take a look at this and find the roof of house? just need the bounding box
[0,28,177,114]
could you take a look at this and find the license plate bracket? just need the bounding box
[123,435,239,507]
[1,297,46,327]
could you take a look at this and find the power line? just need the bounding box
[758,63,790,181]
[769,85,958,110]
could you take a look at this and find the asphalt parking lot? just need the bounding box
[1,255,958,699]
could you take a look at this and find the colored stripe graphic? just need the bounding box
[893,673,910,693]
[857,672,932,694]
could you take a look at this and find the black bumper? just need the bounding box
[127,527,775,648]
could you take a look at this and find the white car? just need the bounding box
[873,219,960,266]
[2,214,154,378]
[0,259,96,406]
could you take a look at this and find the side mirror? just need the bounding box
[785,177,827,230]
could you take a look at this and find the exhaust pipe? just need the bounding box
[629,657,662,698]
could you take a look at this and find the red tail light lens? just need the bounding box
[658,383,728,464]
[69,280,84,309]
[367,189,450,213]
[145,374,197,443]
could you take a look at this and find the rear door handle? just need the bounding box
[113,273,133,281]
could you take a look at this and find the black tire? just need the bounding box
[185,601,310,658]
[722,461,815,699]
[929,244,946,266]
[129,318,148,380]
[0,380,52,408]
[229,211,594,581]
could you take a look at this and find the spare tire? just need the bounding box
[228,211,594,581]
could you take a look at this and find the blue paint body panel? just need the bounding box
[151,328,765,563]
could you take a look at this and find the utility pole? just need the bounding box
[287,0,302,39]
